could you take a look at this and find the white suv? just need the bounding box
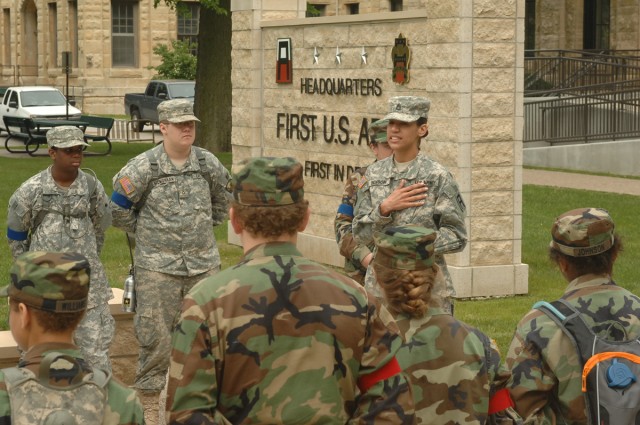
[0,86,82,130]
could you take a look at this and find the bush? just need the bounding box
[149,40,197,80]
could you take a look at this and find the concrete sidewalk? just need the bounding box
[523,169,640,197]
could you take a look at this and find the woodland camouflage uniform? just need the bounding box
[353,97,467,308]
[166,157,414,424]
[6,126,115,372]
[0,251,144,425]
[374,226,518,425]
[506,208,640,424]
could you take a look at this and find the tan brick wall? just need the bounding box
[231,1,528,297]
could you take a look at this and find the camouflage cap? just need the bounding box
[373,225,437,270]
[231,157,304,206]
[550,208,615,257]
[369,119,389,144]
[1,251,90,313]
[157,99,200,123]
[382,96,430,123]
[47,126,89,149]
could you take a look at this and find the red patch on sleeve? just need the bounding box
[357,357,401,393]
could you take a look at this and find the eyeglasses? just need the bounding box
[55,146,84,155]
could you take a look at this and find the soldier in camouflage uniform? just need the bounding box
[373,225,519,424]
[0,251,144,424]
[353,96,467,313]
[6,126,115,373]
[506,207,640,424]
[166,157,415,424]
[334,119,393,284]
[110,100,230,419]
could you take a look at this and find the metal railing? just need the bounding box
[524,79,640,144]
[525,49,640,95]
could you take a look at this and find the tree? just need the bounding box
[149,40,197,80]
[156,0,230,153]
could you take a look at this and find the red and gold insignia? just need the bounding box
[391,33,410,85]
[119,177,136,195]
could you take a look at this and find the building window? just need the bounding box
[347,3,359,15]
[3,9,11,66]
[178,2,199,55]
[306,3,326,17]
[524,0,535,55]
[390,0,402,11]
[48,3,58,67]
[583,0,610,51]
[112,0,138,67]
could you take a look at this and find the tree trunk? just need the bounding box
[194,0,231,153]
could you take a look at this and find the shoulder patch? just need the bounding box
[357,175,368,189]
[119,177,136,195]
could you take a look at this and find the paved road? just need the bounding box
[524,169,640,196]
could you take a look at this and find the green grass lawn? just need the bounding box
[0,145,638,355]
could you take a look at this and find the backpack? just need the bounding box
[136,145,212,211]
[534,299,640,425]
[3,352,111,425]
[32,167,99,231]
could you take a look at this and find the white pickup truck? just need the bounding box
[0,86,82,131]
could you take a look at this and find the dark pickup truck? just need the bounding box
[124,80,195,131]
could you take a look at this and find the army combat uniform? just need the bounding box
[7,167,115,372]
[353,152,467,303]
[334,165,371,284]
[0,344,145,425]
[110,142,230,392]
[167,156,414,424]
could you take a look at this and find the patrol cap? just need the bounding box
[382,96,430,123]
[47,126,89,149]
[1,251,90,313]
[374,225,437,270]
[157,99,200,123]
[369,119,389,144]
[231,157,304,206]
[550,208,615,257]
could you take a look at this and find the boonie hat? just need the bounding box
[157,99,200,123]
[374,225,437,270]
[1,251,90,313]
[369,119,389,144]
[47,126,89,149]
[230,157,304,206]
[550,207,615,257]
[382,96,430,123]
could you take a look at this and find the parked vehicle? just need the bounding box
[124,80,195,131]
[0,86,82,131]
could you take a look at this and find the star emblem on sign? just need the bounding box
[313,47,319,65]
[361,47,367,65]
[335,46,342,65]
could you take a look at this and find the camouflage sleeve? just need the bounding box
[351,298,415,423]
[166,296,231,425]
[7,186,33,259]
[105,383,146,425]
[505,314,563,424]
[353,180,392,249]
[335,169,372,265]
[208,155,231,227]
[90,178,111,255]
[432,172,467,255]
[0,374,10,423]
[110,158,148,234]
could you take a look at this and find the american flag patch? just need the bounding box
[357,175,368,189]
[119,177,136,195]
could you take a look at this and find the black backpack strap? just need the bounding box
[193,146,213,190]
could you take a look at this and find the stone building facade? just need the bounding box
[230,0,529,298]
[0,0,182,114]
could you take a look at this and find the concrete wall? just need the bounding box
[230,0,529,298]
[524,138,640,176]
